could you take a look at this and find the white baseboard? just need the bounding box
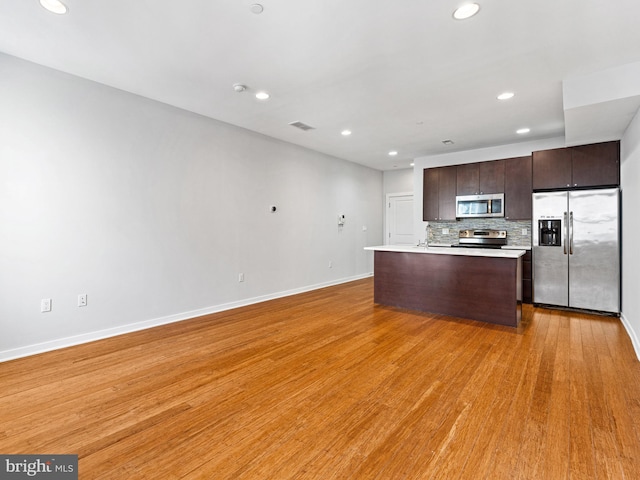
[0,273,373,363]
[620,313,640,361]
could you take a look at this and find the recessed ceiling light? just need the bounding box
[410,162,415,167]
[442,139,455,145]
[40,0,67,14]
[341,130,352,136]
[233,84,247,93]
[453,3,480,20]
[250,4,264,14]
[388,151,398,156]
[255,91,270,100]
[497,92,515,100]
[516,128,531,134]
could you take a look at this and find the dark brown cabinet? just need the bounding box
[532,141,619,190]
[480,160,505,194]
[571,141,620,187]
[423,168,439,221]
[456,160,505,195]
[456,163,479,195]
[423,166,457,221]
[504,156,532,220]
[522,250,532,304]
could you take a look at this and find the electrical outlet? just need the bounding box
[239,273,245,282]
[442,228,450,235]
[78,294,87,307]
[522,228,528,235]
[41,298,52,313]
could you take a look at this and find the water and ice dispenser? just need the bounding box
[538,219,561,246]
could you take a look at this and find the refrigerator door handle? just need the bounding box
[569,211,574,255]
[563,212,568,255]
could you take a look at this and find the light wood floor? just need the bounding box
[1,278,639,479]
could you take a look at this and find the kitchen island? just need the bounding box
[364,245,526,327]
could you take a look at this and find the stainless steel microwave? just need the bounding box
[455,193,505,218]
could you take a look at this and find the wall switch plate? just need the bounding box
[329,261,333,268]
[41,298,52,313]
[78,294,87,307]
[442,228,450,235]
[522,228,528,235]
[238,273,245,282]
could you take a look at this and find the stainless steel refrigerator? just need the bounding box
[532,188,620,314]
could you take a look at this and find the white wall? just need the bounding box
[383,168,413,195]
[621,108,640,359]
[0,54,383,360]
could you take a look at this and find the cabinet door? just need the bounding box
[571,141,620,187]
[522,251,532,304]
[504,156,532,220]
[422,168,439,221]
[456,163,479,195]
[438,166,457,220]
[532,147,572,190]
[479,159,505,194]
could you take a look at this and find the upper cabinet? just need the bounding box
[504,156,532,220]
[571,141,620,187]
[456,163,479,195]
[423,166,457,221]
[532,141,619,190]
[456,160,505,195]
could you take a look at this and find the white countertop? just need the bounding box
[502,245,531,251]
[364,245,526,258]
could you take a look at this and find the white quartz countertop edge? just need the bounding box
[364,245,526,258]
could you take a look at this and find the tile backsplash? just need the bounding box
[426,218,532,247]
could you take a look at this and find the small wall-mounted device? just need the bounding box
[338,214,345,226]
[270,205,277,213]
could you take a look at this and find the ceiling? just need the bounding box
[2,0,640,171]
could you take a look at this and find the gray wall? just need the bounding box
[0,54,383,360]
[383,168,413,196]
[621,108,640,358]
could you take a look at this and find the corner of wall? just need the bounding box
[620,314,640,361]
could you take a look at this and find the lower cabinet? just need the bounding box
[522,250,532,304]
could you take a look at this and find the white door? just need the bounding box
[386,194,414,245]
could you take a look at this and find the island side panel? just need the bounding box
[373,251,521,327]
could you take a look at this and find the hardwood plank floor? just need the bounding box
[1,278,639,479]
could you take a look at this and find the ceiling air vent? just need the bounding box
[289,121,315,131]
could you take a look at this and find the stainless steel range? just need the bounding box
[455,229,507,248]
